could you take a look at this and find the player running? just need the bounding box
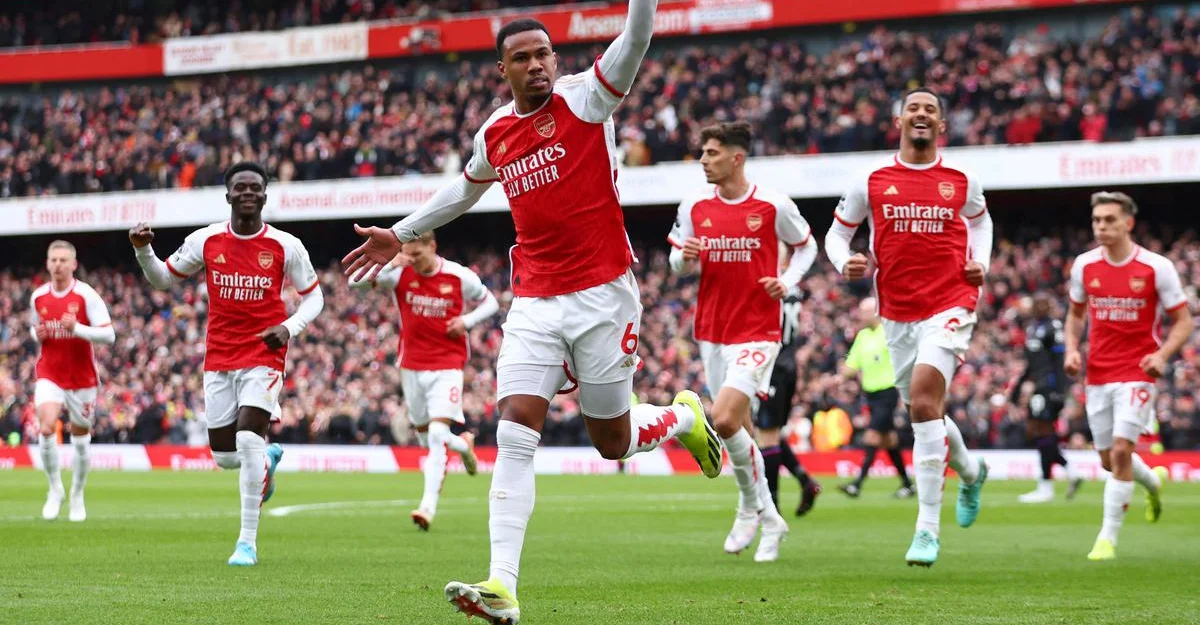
[1013,293,1082,503]
[755,277,821,517]
[30,240,115,522]
[350,231,498,531]
[668,121,818,562]
[825,88,993,567]
[130,161,324,567]
[1064,191,1193,561]
[342,5,721,622]
[838,297,914,499]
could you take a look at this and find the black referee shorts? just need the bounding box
[1028,391,1064,422]
[754,364,796,430]
[866,387,901,433]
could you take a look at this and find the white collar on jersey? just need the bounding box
[414,256,444,277]
[226,221,268,240]
[1101,244,1140,267]
[49,278,76,298]
[713,184,756,205]
[512,93,554,119]
[893,153,943,170]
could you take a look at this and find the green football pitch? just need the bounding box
[2,470,1198,625]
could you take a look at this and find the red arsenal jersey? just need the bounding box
[834,155,988,322]
[464,61,635,298]
[31,279,110,389]
[165,222,319,372]
[371,258,491,371]
[668,185,812,344]
[1068,246,1188,385]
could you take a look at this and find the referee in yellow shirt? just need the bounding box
[839,298,914,498]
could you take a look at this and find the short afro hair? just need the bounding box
[224,161,268,189]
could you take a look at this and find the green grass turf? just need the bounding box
[2,470,1198,625]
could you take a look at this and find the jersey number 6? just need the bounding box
[621,322,639,355]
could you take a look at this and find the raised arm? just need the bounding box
[130,223,201,290]
[595,0,658,96]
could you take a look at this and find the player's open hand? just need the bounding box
[1064,349,1082,378]
[259,325,291,350]
[34,324,50,341]
[758,277,787,300]
[964,261,986,287]
[342,224,402,282]
[1139,352,1168,378]
[129,223,155,248]
[60,313,77,333]
[388,252,414,270]
[446,317,468,339]
[681,237,705,262]
[843,253,869,280]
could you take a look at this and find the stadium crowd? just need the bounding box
[2,6,1199,197]
[0,228,1197,451]
[0,0,569,48]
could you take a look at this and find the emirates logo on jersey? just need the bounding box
[439,283,453,294]
[1129,276,1146,293]
[745,214,763,232]
[938,182,956,200]
[258,252,274,269]
[534,113,556,138]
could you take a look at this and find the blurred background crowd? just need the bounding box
[2,5,1199,196]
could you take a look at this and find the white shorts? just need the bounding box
[202,366,283,429]
[401,368,465,428]
[881,307,975,403]
[1086,381,1156,450]
[496,270,642,419]
[699,341,780,401]
[34,379,97,428]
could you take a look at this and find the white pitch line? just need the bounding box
[268,492,732,517]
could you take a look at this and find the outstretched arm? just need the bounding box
[392,176,492,244]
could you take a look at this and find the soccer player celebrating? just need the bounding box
[342,5,722,622]
[755,272,821,517]
[1064,191,1193,561]
[838,297,914,499]
[350,231,498,531]
[1013,293,1082,503]
[825,88,992,567]
[668,121,818,562]
[29,240,115,522]
[130,161,324,567]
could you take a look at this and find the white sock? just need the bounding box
[912,419,948,536]
[723,429,764,512]
[1099,477,1135,544]
[420,423,451,515]
[445,432,469,455]
[212,450,241,470]
[489,421,540,597]
[1130,453,1161,494]
[943,415,979,484]
[235,431,268,548]
[39,434,63,491]
[1037,479,1053,494]
[1063,456,1078,481]
[71,433,91,497]
[623,404,695,459]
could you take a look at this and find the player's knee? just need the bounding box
[712,411,741,439]
[908,393,942,423]
[594,438,626,461]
